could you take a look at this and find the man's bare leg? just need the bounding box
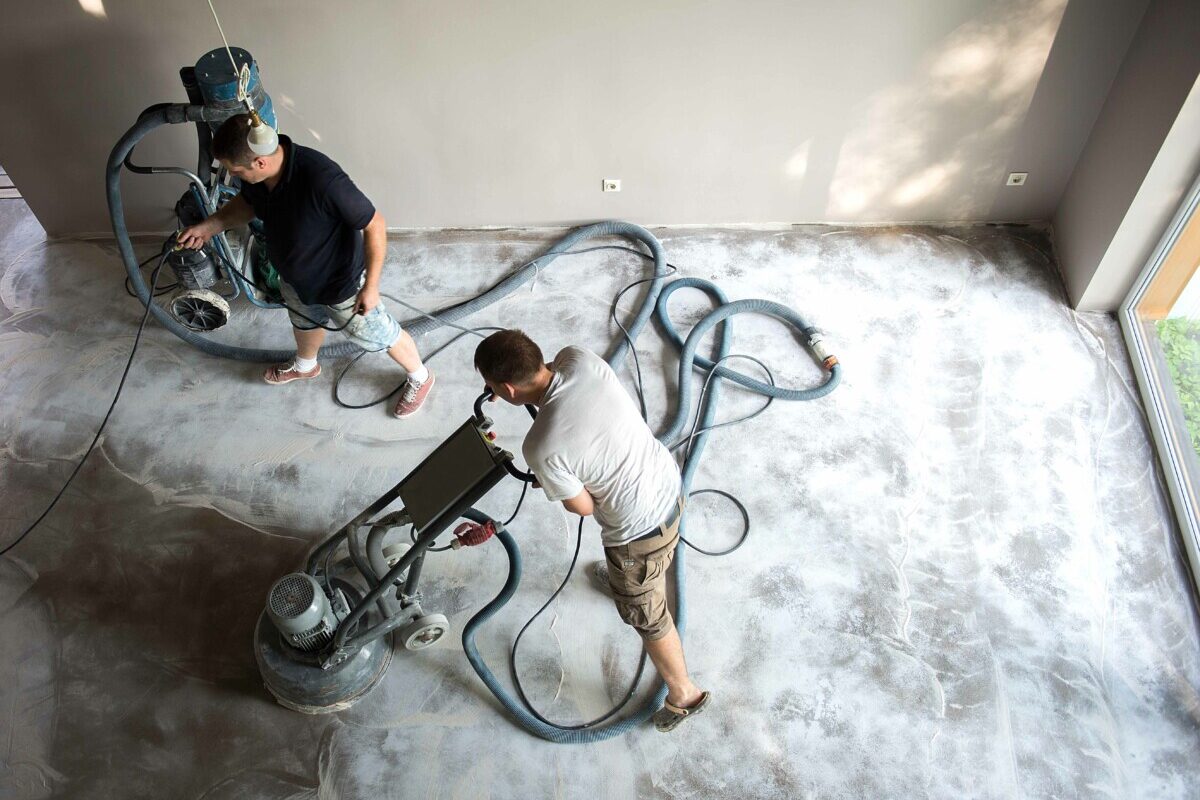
[386,330,424,374]
[644,623,704,708]
[294,326,325,361]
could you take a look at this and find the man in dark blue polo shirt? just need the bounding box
[177,114,434,418]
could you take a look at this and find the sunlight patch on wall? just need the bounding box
[276,93,320,142]
[826,0,1067,221]
[786,140,812,181]
[892,163,962,208]
[78,0,107,19]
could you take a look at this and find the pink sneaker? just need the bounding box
[393,370,435,418]
[263,361,321,385]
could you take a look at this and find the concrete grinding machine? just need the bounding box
[256,392,536,712]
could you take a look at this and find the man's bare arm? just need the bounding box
[561,488,595,517]
[177,194,255,249]
[356,211,387,313]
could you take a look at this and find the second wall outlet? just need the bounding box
[603,179,621,192]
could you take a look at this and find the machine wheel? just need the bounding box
[402,613,449,651]
[170,288,230,332]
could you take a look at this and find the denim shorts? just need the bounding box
[278,278,403,353]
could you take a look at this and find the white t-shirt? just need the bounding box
[523,347,682,547]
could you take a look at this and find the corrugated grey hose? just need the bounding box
[399,220,668,361]
[458,234,842,743]
[110,112,839,738]
[107,103,366,361]
[109,114,667,365]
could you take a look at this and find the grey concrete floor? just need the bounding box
[2,197,1199,799]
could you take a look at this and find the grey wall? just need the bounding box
[0,0,1146,236]
[987,0,1150,222]
[1053,0,1200,311]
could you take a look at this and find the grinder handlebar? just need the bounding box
[473,388,539,484]
[472,387,537,423]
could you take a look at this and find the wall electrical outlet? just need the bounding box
[1006,172,1028,186]
[602,179,621,192]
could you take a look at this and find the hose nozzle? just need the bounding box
[807,330,838,370]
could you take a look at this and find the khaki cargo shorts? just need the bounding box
[604,497,684,641]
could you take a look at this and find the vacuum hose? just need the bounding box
[106,103,365,362]
[456,223,841,742]
[107,109,838,735]
[108,115,673,366]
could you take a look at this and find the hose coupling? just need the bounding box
[452,520,498,549]
[807,330,838,370]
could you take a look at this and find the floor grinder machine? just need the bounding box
[255,392,536,713]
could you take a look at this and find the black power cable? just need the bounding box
[211,246,359,333]
[509,516,648,730]
[414,477,531,553]
[218,241,689,413]
[503,480,530,527]
[670,352,776,556]
[502,248,773,728]
[2,228,779,728]
[333,324,504,410]
[123,244,178,298]
[330,244,682,411]
[1,241,175,557]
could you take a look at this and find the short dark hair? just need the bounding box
[212,113,258,166]
[474,329,545,385]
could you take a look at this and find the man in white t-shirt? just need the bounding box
[474,329,710,732]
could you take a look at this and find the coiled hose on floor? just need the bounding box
[456,225,841,742]
[107,110,669,366]
[107,113,838,737]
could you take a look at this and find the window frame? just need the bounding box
[1119,169,1200,594]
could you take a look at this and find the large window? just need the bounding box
[1121,173,1200,589]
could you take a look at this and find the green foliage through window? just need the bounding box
[1156,317,1200,455]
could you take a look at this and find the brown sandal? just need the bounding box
[653,691,711,732]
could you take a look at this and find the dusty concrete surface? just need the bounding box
[2,197,1199,798]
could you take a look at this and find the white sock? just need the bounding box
[407,365,429,384]
[293,355,318,373]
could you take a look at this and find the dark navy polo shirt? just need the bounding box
[239,135,376,305]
